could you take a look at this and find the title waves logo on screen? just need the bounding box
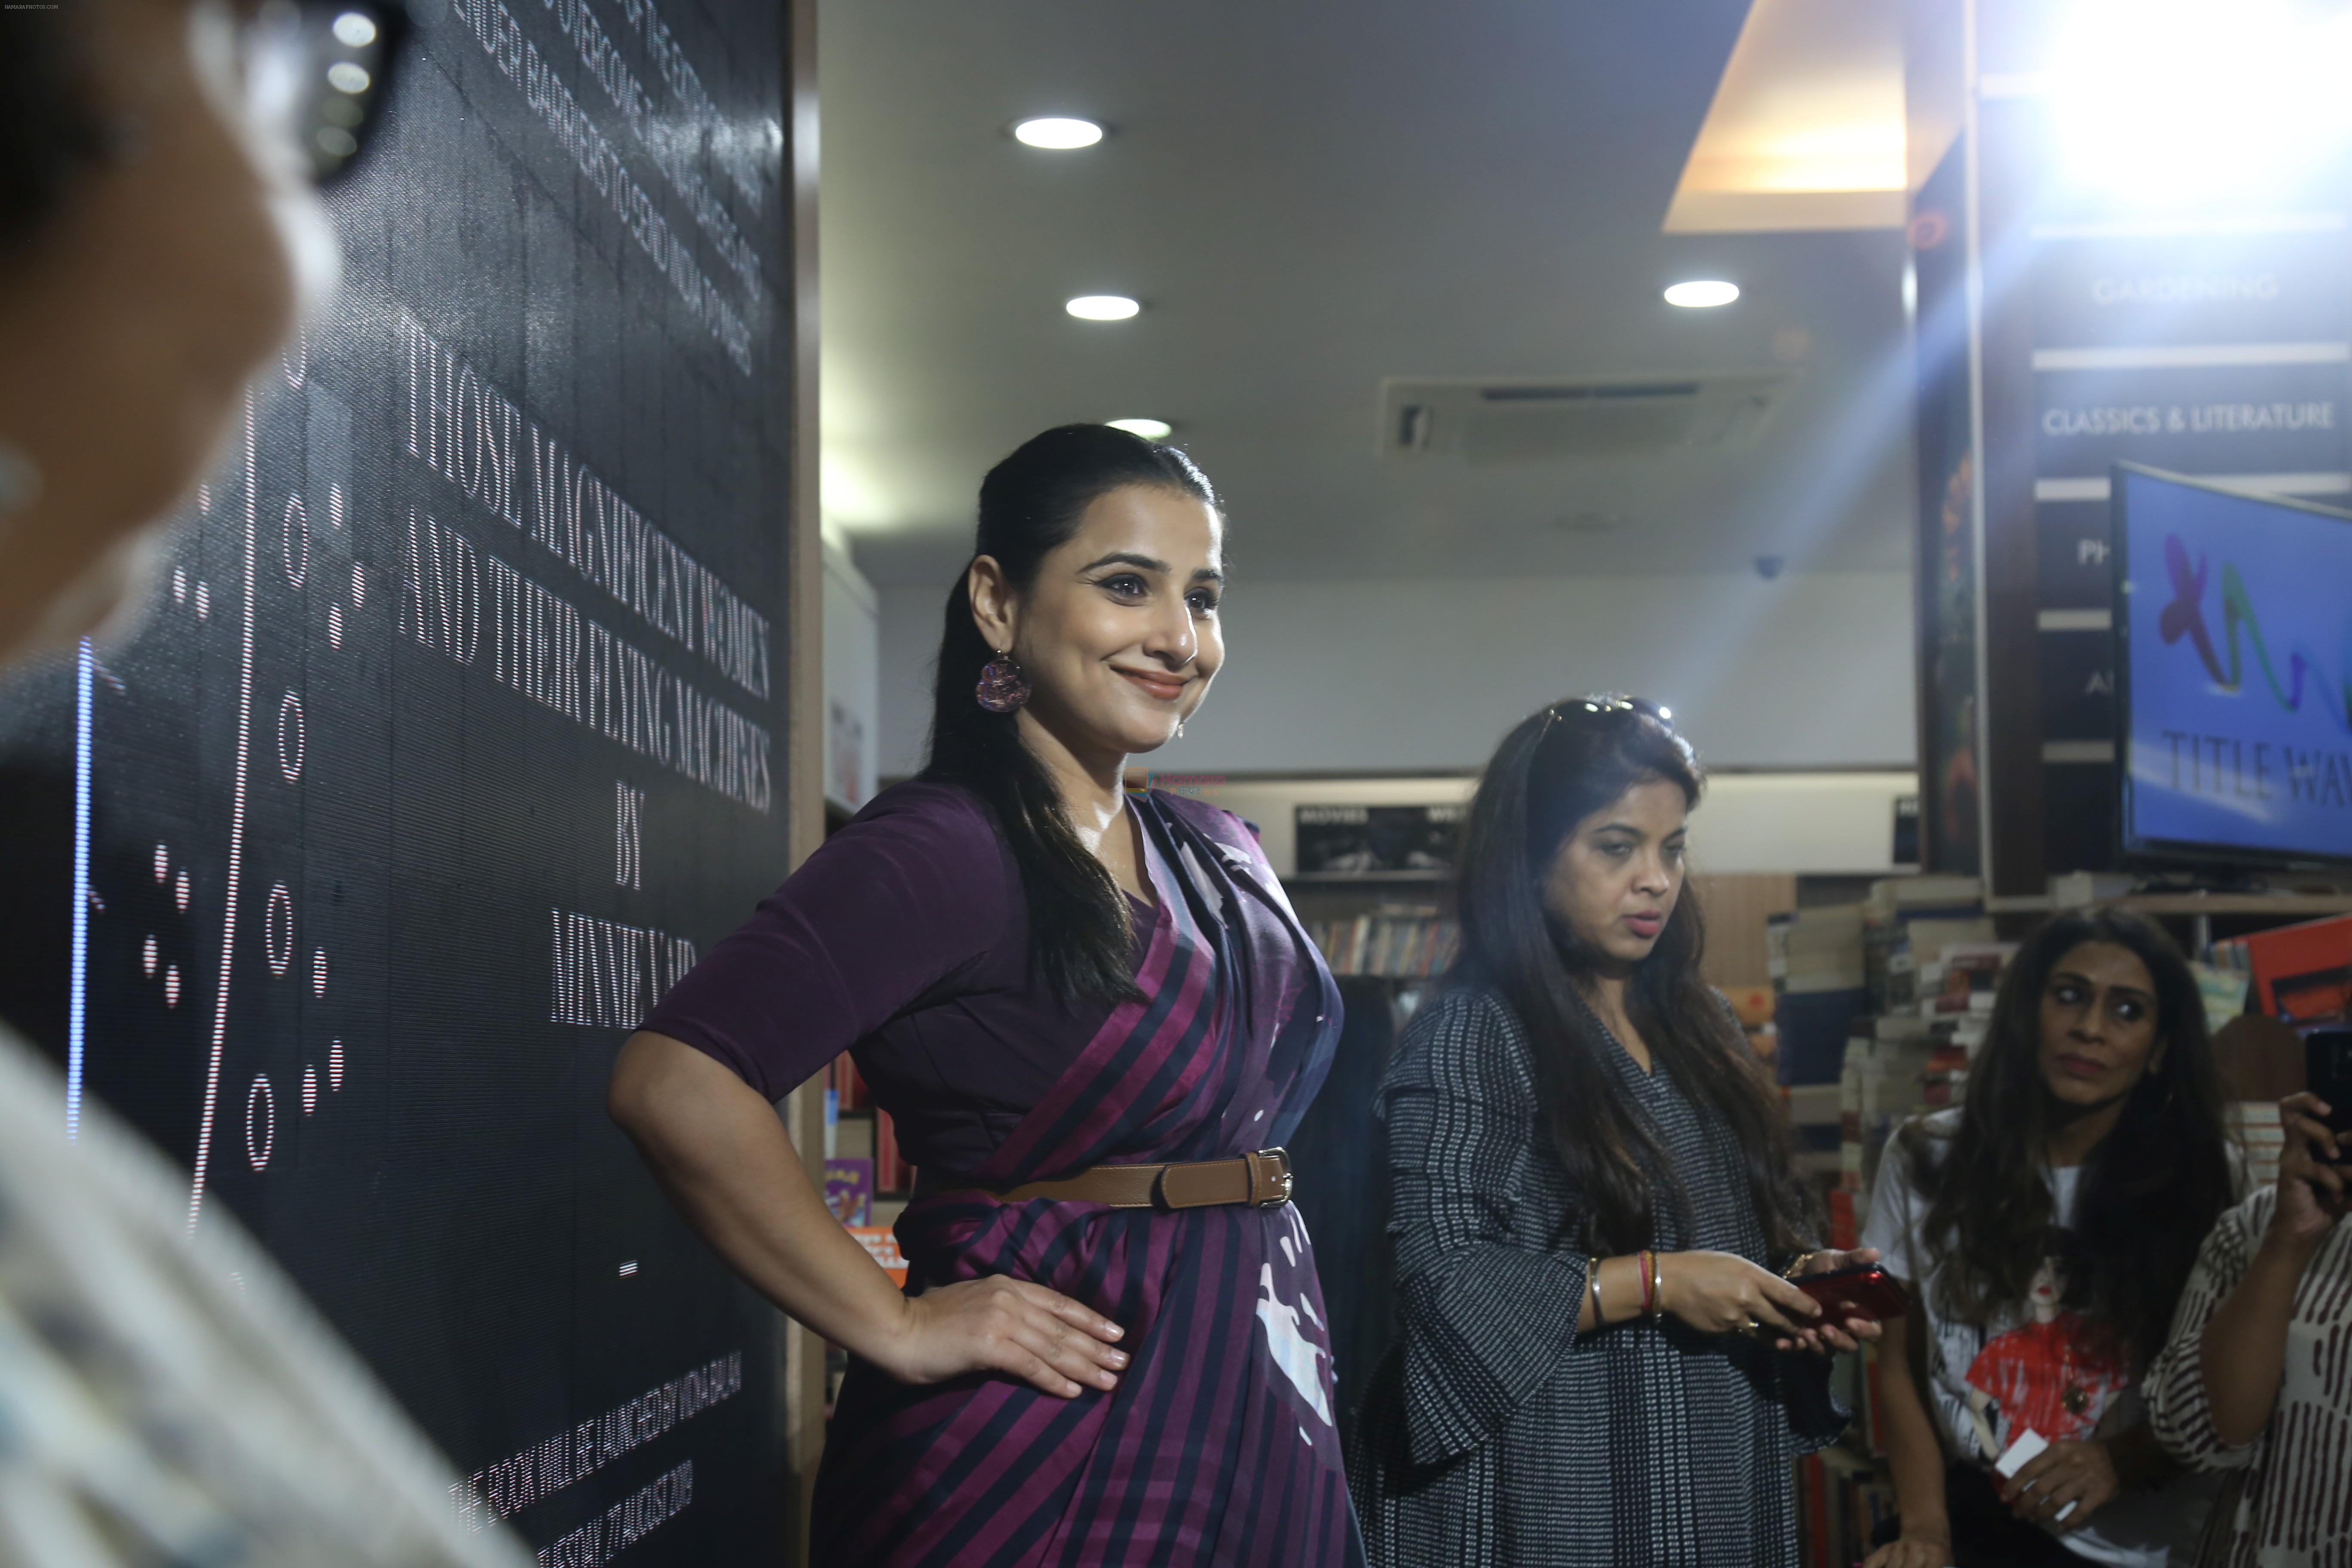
[2158,533,2352,729]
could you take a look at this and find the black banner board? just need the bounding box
[0,0,793,1558]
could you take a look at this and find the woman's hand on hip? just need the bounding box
[1860,1526,1953,1568]
[877,1275,1130,1398]
[2002,1438,2120,1530]
[1658,1250,1822,1339]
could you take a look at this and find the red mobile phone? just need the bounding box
[1793,1263,1909,1322]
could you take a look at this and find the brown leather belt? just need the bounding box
[926,1148,1293,1210]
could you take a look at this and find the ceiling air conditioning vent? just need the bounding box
[1378,372,1792,461]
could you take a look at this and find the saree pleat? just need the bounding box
[811,794,1363,1568]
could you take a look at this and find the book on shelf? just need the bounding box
[1867,874,1981,916]
[1770,905,1869,994]
[875,1108,914,1195]
[846,1225,908,1288]
[2049,870,2135,907]
[832,1052,871,1111]
[1861,1343,1888,1458]
[833,1112,876,1162]
[1795,1445,1895,1568]
[824,1158,873,1225]
[2213,913,2352,1026]
[1775,987,1870,1085]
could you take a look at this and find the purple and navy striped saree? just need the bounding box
[812,792,1363,1568]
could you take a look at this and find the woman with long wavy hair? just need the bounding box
[1860,910,2236,1568]
[612,424,1361,1565]
[1351,696,1881,1566]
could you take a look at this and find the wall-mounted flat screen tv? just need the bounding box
[2115,463,2352,869]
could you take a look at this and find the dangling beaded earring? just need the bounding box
[975,648,1030,713]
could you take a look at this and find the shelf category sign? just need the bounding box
[1294,804,1463,876]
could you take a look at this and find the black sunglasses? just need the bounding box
[241,0,412,188]
[1539,693,1675,735]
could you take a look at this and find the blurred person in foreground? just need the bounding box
[2145,1088,2351,1566]
[1861,911,2237,1568]
[1350,696,1883,1566]
[0,0,527,1560]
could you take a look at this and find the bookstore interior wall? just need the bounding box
[874,569,1918,781]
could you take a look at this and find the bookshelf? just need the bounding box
[1286,866,1460,988]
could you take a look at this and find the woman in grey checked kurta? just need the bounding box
[1351,987,1847,1565]
[1348,698,1872,1566]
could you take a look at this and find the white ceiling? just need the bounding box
[818,0,1919,590]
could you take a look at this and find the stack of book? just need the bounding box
[1804,879,2006,1246]
[1864,875,1992,1014]
[1306,910,1461,978]
[1770,905,1871,1086]
[1770,904,1868,993]
[1833,1020,1935,1246]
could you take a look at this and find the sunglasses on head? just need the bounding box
[1539,694,1675,735]
[239,0,412,189]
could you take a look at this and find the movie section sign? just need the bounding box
[1293,804,1462,877]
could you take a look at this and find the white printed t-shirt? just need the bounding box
[1861,1108,2223,1568]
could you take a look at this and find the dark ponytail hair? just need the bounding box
[922,423,1219,1007]
[1902,908,2234,1365]
[1452,699,1813,1257]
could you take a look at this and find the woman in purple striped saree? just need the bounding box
[612,426,1364,1567]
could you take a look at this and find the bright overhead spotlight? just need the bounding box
[1106,418,1172,440]
[1014,117,1104,150]
[2046,0,2352,208]
[1066,295,1140,321]
[1663,280,1740,308]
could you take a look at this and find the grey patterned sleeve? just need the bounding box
[2147,1190,2266,1472]
[1381,987,1596,1465]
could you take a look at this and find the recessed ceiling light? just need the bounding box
[1066,295,1140,321]
[1664,280,1740,308]
[1106,418,1172,440]
[1014,117,1103,150]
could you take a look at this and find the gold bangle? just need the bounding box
[1782,1250,1818,1281]
[1649,1250,1665,1319]
[1588,1256,1604,1324]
